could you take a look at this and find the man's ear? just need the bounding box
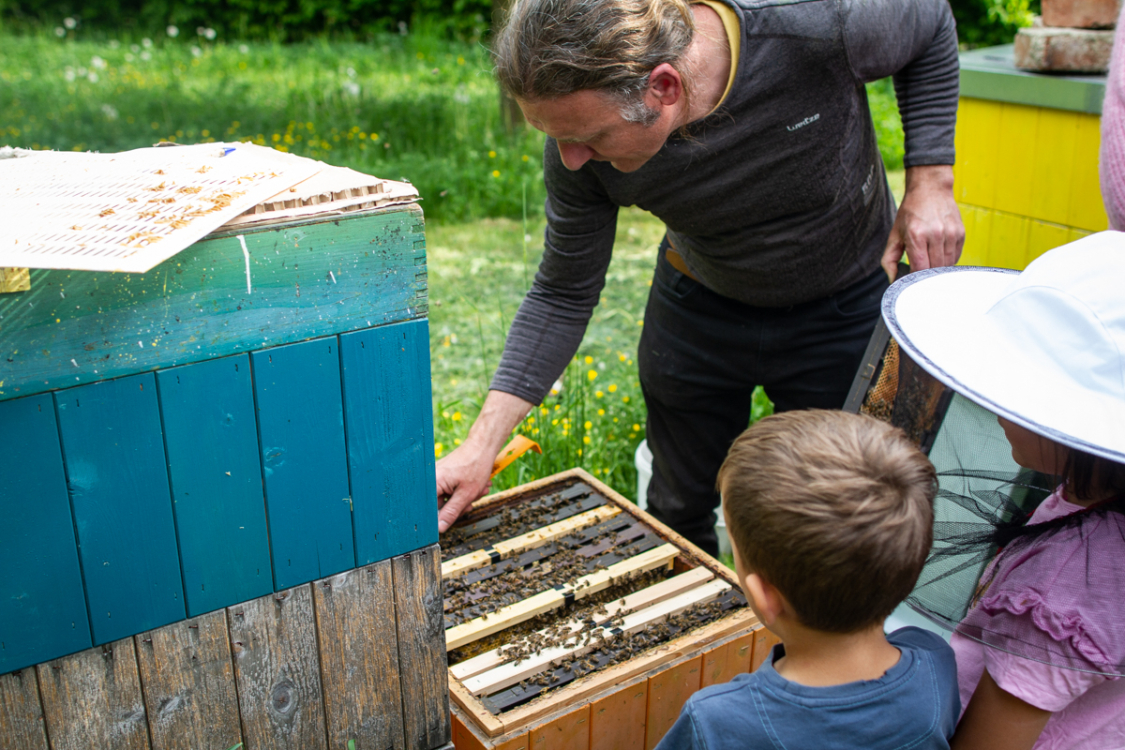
[646,63,684,107]
[744,572,784,627]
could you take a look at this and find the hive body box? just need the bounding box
[446,470,778,750]
[0,205,452,750]
[954,45,1108,270]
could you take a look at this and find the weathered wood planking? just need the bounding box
[0,394,90,673]
[157,354,273,616]
[341,319,438,564]
[54,374,185,644]
[529,705,589,750]
[644,657,702,750]
[37,638,150,750]
[590,678,648,750]
[135,611,242,750]
[0,206,427,403]
[0,669,49,750]
[252,337,355,590]
[228,585,329,750]
[393,545,451,750]
[315,561,406,750]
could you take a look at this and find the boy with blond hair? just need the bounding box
[657,410,959,749]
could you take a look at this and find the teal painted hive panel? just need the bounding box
[0,206,438,674]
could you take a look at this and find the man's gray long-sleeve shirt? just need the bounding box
[491,0,960,405]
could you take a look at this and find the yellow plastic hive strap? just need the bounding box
[490,435,542,479]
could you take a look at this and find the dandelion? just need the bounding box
[619,353,627,362]
[452,412,462,422]
[87,72,98,83]
[583,436,591,445]
[522,154,530,162]
[454,438,462,446]
[55,27,65,37]
[587,369,598,381]
[540,407,549,416]
[623,396,631,403]
[64,68,76,82]
[584,355,593,364]
[584,421,592,430]
[141,51,152,61]
[64,17,77,29]
[488,150,496,158]
[457,55,465,64]
[577,449,583,456]
[552,419,559,426]
[100,104,118,121]
[342,80,360,97]
[598,409,605,416]
[142,37,153,48]
[632,424,641,432]
[595,391,603,398]
[166,25,179,37]
[202,28,217,40]
[191,46,202,58]
[435,442,444,458]
[492,170,500,178]
[527,416,535,425]
[441,411,449,418]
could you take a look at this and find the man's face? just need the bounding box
[518,89,672,173]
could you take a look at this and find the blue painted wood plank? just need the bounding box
[251,337,355,590]
[0,205,428,402]
[0,394,92,674]
[340,320,438,564]
[53,373,185,645]
[156,354,274,616]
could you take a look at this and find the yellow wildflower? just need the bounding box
[587,370,598,381]
[608,384,618,393]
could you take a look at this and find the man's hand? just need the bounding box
[881,164,965,283]
[436,391,534,533]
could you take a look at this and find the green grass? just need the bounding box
[0,30,544,222]
[0,29,906,501]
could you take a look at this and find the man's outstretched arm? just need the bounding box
[435,390,535,532]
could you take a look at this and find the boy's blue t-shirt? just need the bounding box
[655,627,960,750]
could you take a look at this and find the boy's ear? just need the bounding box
[744,572,784,627]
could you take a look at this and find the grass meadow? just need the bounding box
[0,28,906,501]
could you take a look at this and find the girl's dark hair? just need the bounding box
[993,448,1125,549]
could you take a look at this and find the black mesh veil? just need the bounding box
[846,320,1125,676]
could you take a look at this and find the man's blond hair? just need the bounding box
[718,410,937,633]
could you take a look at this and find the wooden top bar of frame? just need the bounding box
[444,543,679,652]
[441,506,621,581]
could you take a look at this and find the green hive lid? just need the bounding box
[960,44,1107,115]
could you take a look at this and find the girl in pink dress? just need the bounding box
[882,231,1125,750]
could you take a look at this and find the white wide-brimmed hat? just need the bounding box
[882,231,1125,464]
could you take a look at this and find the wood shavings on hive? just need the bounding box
[0,143,320,273]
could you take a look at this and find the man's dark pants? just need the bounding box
[638,240,889,557]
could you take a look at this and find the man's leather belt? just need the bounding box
[665,247,700,282]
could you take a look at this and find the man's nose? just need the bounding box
[557,142,594,171]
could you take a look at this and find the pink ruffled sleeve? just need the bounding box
[1102,5,1125,230]
[975,595,1114,711]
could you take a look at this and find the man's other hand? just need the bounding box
[881,164,965,283]
[436,441,496,533]
[435,390,535,533]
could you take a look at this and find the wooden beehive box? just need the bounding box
[442,469,778,750]
[0,203,451,750]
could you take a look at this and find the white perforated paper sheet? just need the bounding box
[0,143,322,273]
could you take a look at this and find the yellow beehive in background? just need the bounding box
[953,45,1108,270]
